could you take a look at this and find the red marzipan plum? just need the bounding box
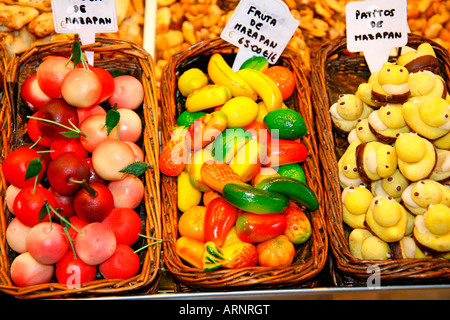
[27,112,55,147]
[49,187,76,219]
[10,252,54,287]
[66,216,89,241]
[56,250,97,286]
[21,74,52,111]
[123,141,144,162]
[36,56,74,99]
[102,207,142,246]
[36,99,79,139]
[61,68,102,108]
[6,217,32,253]
[47,152,90,195]
[91,67,115,105]
[79,114,109,153]
[99,244,140,279]
[108,75,144,110]
[73,182,114,222]
[74,222,117,265]
[6,184,21,214]
[26,221,69,265]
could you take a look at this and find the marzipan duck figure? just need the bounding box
[368,104,410,144]
[430,148,450,182]
[329,94,373,134]
[356,72,384,109]
[395,132,437,182]
[408,70,446,99]
[348,228,391,260]
[342,185,374,229]
[338,140,365,188]
[433,131,450,150]
[413,203,450,254]
[371,169,410,202]
[392,236,430,259]
[401,179,450,215]
[397,43,440,74]
[402,96,450,140]
[371,62,410,104]
[355,141,398,184]
[348,118,379,144]
[365,196,408,243]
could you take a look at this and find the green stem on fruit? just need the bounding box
[26,116,87,138]
[134,234,170,254]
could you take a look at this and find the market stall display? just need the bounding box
[311,33,450,286]
[0,37,161,298]
[159,38,328,291]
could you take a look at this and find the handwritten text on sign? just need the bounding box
[221,0,298,64]
[346,0,408,73]
[52,0,118,33]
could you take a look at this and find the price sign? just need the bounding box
[346,0,408,74]
[221,0,299,70]
[51,0,118,65]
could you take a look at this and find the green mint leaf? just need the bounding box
[38,204,48,223]
[25,158,43,181]
[72,41,82,68]
[120,161,149,177]
[106,109,120,136]
[60,131,81,138]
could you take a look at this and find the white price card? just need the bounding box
[221,0,299,70]
[346,0,408,74]
[51,0,118,65]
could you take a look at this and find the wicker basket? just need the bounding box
[160,38,328,291]
[311,33,450,286]
[0,37,162,298]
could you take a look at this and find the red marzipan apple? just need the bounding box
[36,56,74,99]
[77,104,106,123]
[99,244,140,279]
[66,216,89,241]
[21,74,52,111]
[108,75,144,110]
[79,114,109,153]
[107,108,142,143]
[2,147,46,188]
[10,252,54,287]
[74,222,117,265]
[6,184,21,214]
[56,250,97,287]
[73,182,114,222]
[47,152,90,195]
[102,207,142,246]
[26,221,69,265]
[92,67,115,105]
[6,217,32,253]
[61,68,102,108]
[91,139,136,181]
[107,175,144,209]
[49,137,88,160]
[123,141,144,162]
[13,185,56,227]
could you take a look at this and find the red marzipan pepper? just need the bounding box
[235,212,287,243]
[264,138,308,167]
[204,196,238,247]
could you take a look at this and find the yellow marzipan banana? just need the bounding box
[236,68,283,112]
[207,53,258,101]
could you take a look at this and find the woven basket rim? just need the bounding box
[0,36,162,298]
[159,37,328,291]
[311,33,450,285]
